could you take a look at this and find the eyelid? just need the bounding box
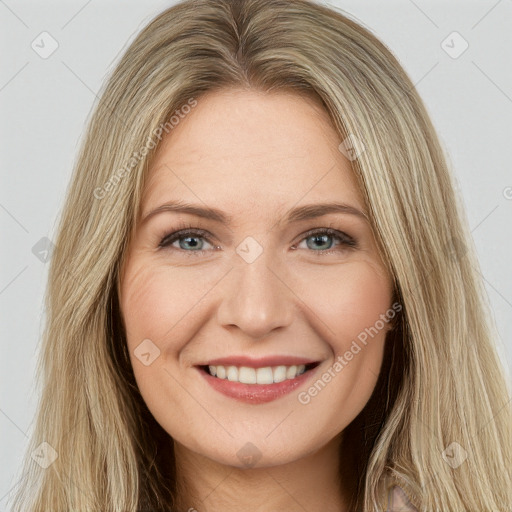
[294,227,357,248]
[158,227,216,249]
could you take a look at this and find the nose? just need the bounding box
[216,248,294,340]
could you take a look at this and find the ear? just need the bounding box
[387,485,418,512]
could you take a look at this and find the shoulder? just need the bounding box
[377,471,421,512]
[387,484,419,511]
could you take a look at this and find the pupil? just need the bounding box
[183,236,200,250]
[310,234,331,250]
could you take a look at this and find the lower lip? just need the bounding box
[197,365,319,404]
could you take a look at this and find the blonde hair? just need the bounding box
[10,0,512,510]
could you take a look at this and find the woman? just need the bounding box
[11,0,512,510]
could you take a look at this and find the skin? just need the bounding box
[118,88,394,512]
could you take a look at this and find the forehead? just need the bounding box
[142,89,365,218]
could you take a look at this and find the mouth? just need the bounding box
[195,361,322,404]
[198,362,320,384]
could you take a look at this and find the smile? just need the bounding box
[203,363,315,384]
[196,361,321,404]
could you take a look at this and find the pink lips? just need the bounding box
[195,356,321,404]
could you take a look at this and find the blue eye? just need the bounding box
[295,227,357,254]
[158,228,214,255]
[158,227,357,257]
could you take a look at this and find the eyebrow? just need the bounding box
[141,200,369,225]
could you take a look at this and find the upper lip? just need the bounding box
[197,355,320,368]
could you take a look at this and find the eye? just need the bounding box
[158,227,216,256]
[158,225,357,257]
[292,228,358,255]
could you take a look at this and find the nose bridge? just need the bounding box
[216,242,293,338]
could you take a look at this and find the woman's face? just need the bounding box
[118,89,394,468]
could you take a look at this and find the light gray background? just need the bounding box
[1,0,511,509]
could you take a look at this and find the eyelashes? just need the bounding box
[157,222,358,257]
[158,226,214,256]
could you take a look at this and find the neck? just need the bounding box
[173,433,357,512]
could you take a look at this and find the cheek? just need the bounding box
[120,264,171,345]
[294,262,392,422]
[119,257,221,356]
[118,258,203,418]
[300,260,393,346]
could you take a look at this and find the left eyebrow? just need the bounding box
[141,200,369,225]
[285,202,369,223]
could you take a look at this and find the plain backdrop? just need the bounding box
[1,0,511,509]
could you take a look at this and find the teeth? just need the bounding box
[206,364,308,384]
[286,365,297,379]
[226,366,238,381]
[273,365,287,383]
[239,366,257,384]
[256,367,273,385]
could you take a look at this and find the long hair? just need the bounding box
[10,0,512,510]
